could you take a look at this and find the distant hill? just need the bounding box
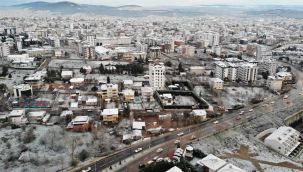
[8,1,303,18]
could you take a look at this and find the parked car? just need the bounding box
[177,132,184,136]
[135,148,143,153]
[139,164,145,168]
[156,148,163,153]
[174,140,180,144]
[82,167,91,172]
[153,156,159,161]
[213,121,219,124]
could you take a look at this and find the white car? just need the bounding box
[249,109,253,112]
[156,148,163,153]
[174,140,180,144]
[82,167,91,172]
[270,101,275,104]
[177,132,184,136]
[135,148,143,153]
[156,158,163,162]
[153,156,159,161]
[213,121,219,124]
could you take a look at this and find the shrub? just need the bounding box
[70,159,78,167]
[78,149,89,161]
[23,127,36,144]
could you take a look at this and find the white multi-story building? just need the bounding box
[194,32,220,47]
[264,126,302,157]
[176,45,196,57]
[96,36,131,46]
[149,62,165,90]
[0,42,10,57]
[209,78,224,90]
[258,59,278,75]
[13,84,33,98]
[15,36,23,52]
[54,38,61,48]
[82,45,96,59]
[267,76,283,92]
[237,63,258,83]
[214,62,237,81]
[86,35,96,46]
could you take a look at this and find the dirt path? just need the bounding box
[220,144,303,171]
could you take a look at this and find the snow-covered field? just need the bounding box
[0,125,125,172]
[194,86,274,109]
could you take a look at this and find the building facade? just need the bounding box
[149,62,165,90]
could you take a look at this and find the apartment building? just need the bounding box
[237,63,258,83]
[141,87,154,102]
[96,36,131,45]
[194,32,220,47]
[99,83,119,99]
[149,62,165,90]
[264,126,302,157]
[101,108,119,123]
[209,78,224,90]
[82,45,96,59]
[214,62,237,82]
[0,42,10,57]
[13,84,33,98]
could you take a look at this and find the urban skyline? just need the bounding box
[2,0,303,6]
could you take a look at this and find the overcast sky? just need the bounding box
[3,0,303,6]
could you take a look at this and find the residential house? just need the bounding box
[101,108,119,123]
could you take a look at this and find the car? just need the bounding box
[135,148,143,153]
[156,158,163,162]
[147,160,154,165]
[156,148,163,153]
[139,164,145,168]
[299,93,302,95]
[174,140,180,144]
[177,132,184,136]
[283,95,288,99]
[236,116,241,120]
[213,121,219,124]
[249,109,253,112]
[168,128,175,132]
[82,167,91,172]
[271,101,275,104]
[190,135,196,140]
[153,156,159,161]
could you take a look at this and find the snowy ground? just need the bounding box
[0,69,35,89]
[0,125,125,172]
[194,86,274,109]
[191,125,303,172]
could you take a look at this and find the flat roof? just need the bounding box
[9,109,25,117]
[101,108,119,116]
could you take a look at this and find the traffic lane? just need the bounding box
[119,140,178,172]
